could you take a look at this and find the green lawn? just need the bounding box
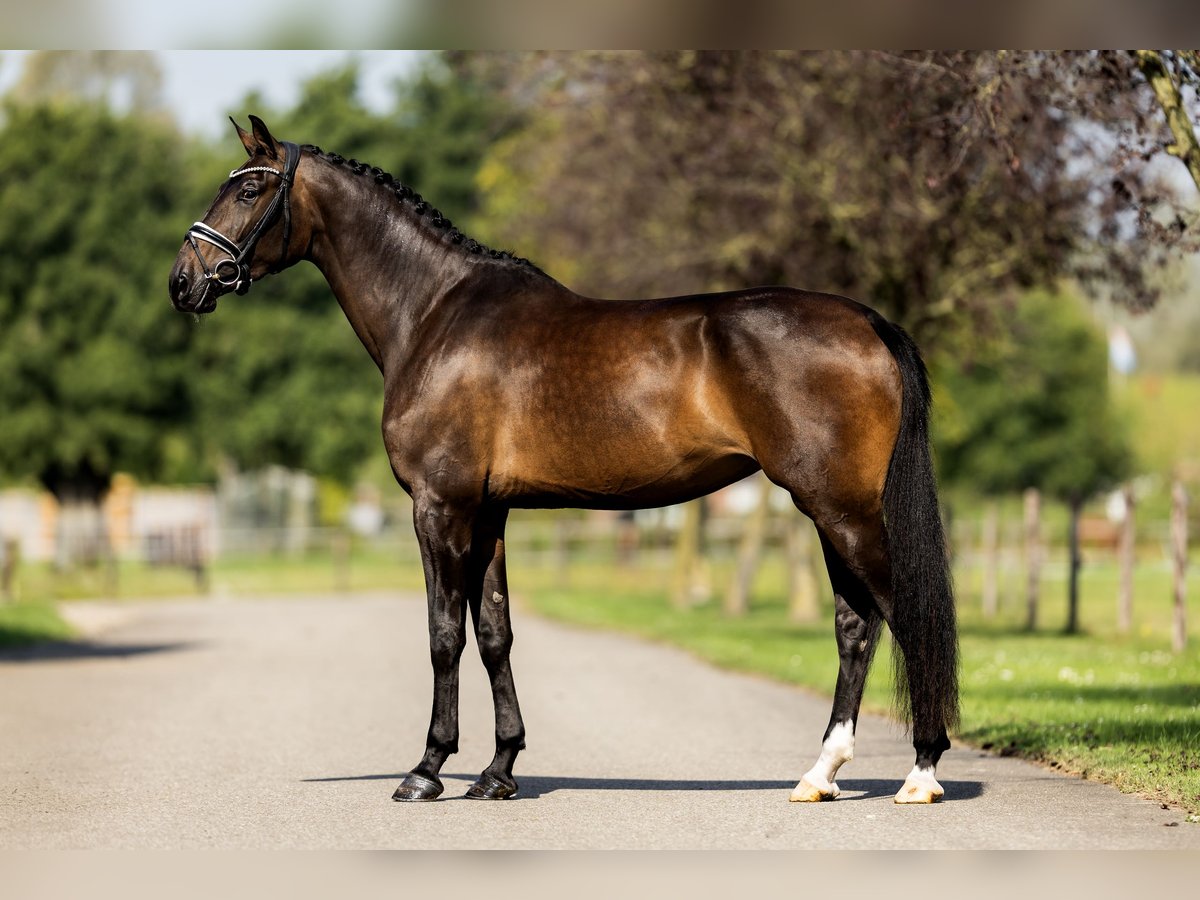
[0,599,74,648]
[515,556,1200,815]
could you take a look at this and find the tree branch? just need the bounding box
[1135,50,1200,195]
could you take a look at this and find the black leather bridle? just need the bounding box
[185,140,301,297]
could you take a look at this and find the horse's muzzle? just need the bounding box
[168,264,219,314]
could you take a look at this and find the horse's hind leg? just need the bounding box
[814,510,951,804]
[464,508,526,800]
[790,534,883,802]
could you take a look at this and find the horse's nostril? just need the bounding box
[171,271,190,301]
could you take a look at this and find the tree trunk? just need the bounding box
[1136,51,1200,194]
[1,538,19,602]
[1118,482,1135,635]
[671,499,705,609]
[554,515,571,588]
[41,463,111,571]
[785,511,820,623]
[725,475,772,616]
[1065,496,1083,635]
[981,500,1000,618]
[1024,487,1041,631]
[1172,480,1189,653]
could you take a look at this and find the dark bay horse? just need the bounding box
[169,116,958,805]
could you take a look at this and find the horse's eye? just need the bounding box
[240,186,259,201]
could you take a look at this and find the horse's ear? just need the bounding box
[230,117,257,158]
[247,115,281,161]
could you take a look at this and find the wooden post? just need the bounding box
[671,500,702,610]
[1172,480,1188,653]
[554,516,571,588]
[1065,497,1082,635]
[1,538,19,602]
[725,475,772,616]
[332,530,351,592]
[1024,487,1041,631]
[785,511,820,623]
[1118,483,1135,635]
[981,500,999,618]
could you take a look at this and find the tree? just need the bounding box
[0,101,199,557]
[936,290,1133,632]
[8,51,165,116]
[462,51,1197,342]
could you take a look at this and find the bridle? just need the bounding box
[185,140,301,297]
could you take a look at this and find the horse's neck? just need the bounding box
[306,172,475,374]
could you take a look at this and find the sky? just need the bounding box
[0,50,428,138]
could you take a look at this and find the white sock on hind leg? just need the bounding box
[793,720,854,798]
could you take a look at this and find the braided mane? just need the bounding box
[301,144,542,274]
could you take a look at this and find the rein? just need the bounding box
[185,140,301,297]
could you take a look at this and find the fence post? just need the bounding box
[725,475,772,616]
[671,500,703,610]
[981,501,999,618]
[1118,483,1135,635]
[1024,487,1041,631]
[785,512,820,622]
[1172,480,1189,653]
[332,530,351,592]
[1,538,18,602]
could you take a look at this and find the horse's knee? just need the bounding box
[477,620,512,669]
[429,623,465,669]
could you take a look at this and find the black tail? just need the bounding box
[867,313,959,733]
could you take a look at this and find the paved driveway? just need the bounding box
[1,594,1196,848]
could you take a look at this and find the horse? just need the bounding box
[169,116,958,805]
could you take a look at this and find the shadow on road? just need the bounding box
[303,772,984,801]
[833,778,984,801]
[0,640,199,664]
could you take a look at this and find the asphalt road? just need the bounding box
[1,593,1197,849]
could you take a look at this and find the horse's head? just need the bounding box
[168,116,308,314]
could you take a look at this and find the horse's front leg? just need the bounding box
[392,496,477,802]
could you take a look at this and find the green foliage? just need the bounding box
[0,599,74,648]
[464,52,1185,333]
[935,290,1133,502]
[8,51,165,114]
[0,102,199,497]
[1118,373,1200,478]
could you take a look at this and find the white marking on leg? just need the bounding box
[792,720,854,800]
[895,764,944,804]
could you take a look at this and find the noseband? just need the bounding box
[185,140,301,297]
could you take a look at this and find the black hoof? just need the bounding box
[392,772,444,802]
[464,773,517,800]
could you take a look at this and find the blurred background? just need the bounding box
[0,50,1197,807]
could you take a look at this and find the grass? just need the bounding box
[514,555,1200,815]
[0,542,427,648]
[0,599,74,648]
[3,543,428,603]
